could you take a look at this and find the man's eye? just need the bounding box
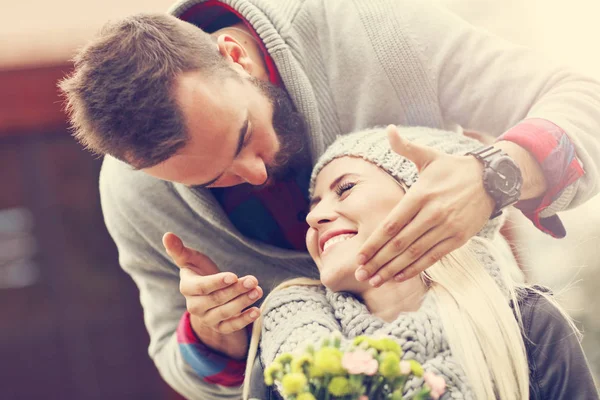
[243,123,254,146]
[334,181,356,197]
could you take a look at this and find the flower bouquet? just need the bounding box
[264,332,446,400]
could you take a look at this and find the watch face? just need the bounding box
[494,159,521,195]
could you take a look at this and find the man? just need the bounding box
[59,0,600,398]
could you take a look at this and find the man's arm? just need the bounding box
[351,0,600,285]
[100,156,244,400]
[403,0,599,221]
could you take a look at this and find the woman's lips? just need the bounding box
[319,229,357,253]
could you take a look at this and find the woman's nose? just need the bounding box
[306,201,338,228]
[232,155,268,186]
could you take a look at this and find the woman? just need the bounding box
[243,126,598,400]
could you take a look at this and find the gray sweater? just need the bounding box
[100,0,600,398]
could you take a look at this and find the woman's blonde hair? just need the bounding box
[243,237,579,400]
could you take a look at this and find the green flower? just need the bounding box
[291,354,313,373]
[281,372,308,395]
[314,347,345,375]
[379,338,402,355]
[391,388,405,400]
[409,360,424,377]
[368,337,402,355]
[332,331,343,348]
[328,376,352,396]
[264,362,283,386]
[353,336,368,346]
[297,393,317,400]
[379,351,401,378]
[274,353,294,365]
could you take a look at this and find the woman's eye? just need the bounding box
[334,181,356,197]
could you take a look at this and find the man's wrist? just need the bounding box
[190,315,229,355]
[190,314,247,360]
[494,140,547,200]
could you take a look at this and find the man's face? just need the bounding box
[143,70,306,188]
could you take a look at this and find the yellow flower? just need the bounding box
[297,394,317,400]
[314,347,345,375]
[309,364,325,378]
[281,372,308,395]
[264,362,283,386]
[409,360,424,377]
[328,376,352,396]
[379,351,401,378]
[291,354,313,373]
[275,353,294,365]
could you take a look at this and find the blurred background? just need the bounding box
[0,0,598,398]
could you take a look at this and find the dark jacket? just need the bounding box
[520,286,598,399]
[248,287,599,399]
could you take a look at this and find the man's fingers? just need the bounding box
[179,269,239,297]
[163,232,220,275]
[203,286,264,328]
[395,237,462,282]
[362,225,448,287]
[356,193,421,266]
[216,307,261,335]
[355,208,443,282]
[386,124,439,171]
[163,232,186,262]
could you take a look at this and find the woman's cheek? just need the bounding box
[306,228,321,266]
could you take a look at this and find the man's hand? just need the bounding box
[163,232,262,360]
[354,125,496,286]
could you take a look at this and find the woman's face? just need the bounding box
[306,156,406,293]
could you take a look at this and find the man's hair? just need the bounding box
[59,13,232,168]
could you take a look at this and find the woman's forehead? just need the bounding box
[316,156,381,180]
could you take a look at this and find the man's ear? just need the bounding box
[216,34,253,75]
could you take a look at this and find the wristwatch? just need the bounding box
[466,145,523,219]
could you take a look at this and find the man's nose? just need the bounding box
[232,155,268,186]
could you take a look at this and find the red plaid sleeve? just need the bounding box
[498,118,584,238]
[177,311,246,387]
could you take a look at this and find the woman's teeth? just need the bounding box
[323,234,356,252]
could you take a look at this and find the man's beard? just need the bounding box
[247,76,309,181]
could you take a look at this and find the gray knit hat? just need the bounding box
[309,126,504,240]
[310,126,485,195]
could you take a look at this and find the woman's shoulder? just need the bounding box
[262,283,330,318]
[517,285,599,400]
[517,285,581,345]
[517,285,560,328]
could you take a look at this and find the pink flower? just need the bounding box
[399,361,411,375]
[359,396,369,400]
[342,349,379,376]
[423,372,447,400]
